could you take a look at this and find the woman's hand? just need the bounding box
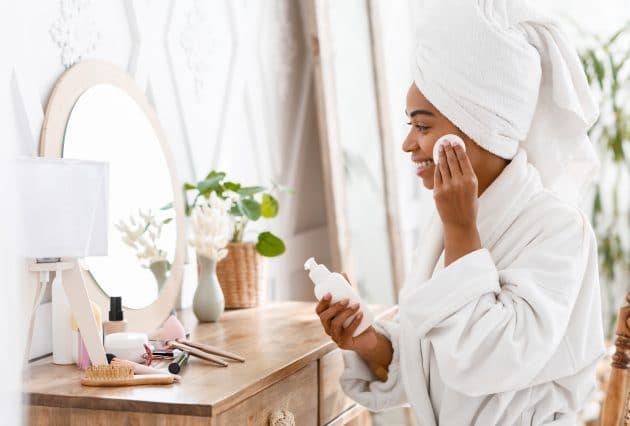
[315,273,377,353]
[434,142,482,266]
[433,142,479,228]
[315,273,394,381]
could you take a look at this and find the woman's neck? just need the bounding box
[477,156,510,196]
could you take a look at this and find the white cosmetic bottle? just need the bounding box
[304,258,374,337]
[52,272,74,364]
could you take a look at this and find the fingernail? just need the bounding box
[341,299,349,306]
[324,293,331,300]
[357,312,364,319]
[350,303,360,310]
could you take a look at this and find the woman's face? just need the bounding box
[402,83,484,190]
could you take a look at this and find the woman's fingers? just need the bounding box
[315,293,331,315]
[444,143,462,176]
[454,144,474,176]
[438,144,451,180]
[342,311,364,341]
[434,160,443,186]
[319,299,349,331]
[330,304,360,339]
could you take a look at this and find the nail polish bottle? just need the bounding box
[103,296,128,337]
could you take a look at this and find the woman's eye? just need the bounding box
[406,122,429,133]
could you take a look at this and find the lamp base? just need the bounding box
[25,259,107,366]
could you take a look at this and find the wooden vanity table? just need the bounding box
[24,302,396,425]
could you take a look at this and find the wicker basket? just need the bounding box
[216,242,266,308]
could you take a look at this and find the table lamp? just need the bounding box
[17,157,109,366]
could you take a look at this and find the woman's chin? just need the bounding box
[420,176,434,190]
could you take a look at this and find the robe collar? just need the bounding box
[404,148,542,289]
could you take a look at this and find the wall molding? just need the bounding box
[50,0,100,68]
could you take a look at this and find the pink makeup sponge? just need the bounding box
[433,134,466,164]
[159,315,186,341]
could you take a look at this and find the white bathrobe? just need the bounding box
[340,150,605,425]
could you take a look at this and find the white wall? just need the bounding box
[9,0,330,360]
[1,2,24,424]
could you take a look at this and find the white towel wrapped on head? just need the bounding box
[413,0,599,203]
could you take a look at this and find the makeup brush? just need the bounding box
[166,340,228,367]
[176,339,245,362]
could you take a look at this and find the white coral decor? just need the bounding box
[115,209,167,266]
[189,192,233,261]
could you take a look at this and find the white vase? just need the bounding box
[149,260,169,293]
[193,255,225,322]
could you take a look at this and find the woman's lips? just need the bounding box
[414,159,434,177]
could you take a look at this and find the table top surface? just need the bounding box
[23,301,395,417]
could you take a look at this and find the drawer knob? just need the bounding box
[269,409,295,426]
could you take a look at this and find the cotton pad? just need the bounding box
[433,134,466,164]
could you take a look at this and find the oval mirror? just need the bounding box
[62,84,175,309]
[39,60,186,331]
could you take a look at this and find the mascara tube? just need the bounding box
[168,350,190,374]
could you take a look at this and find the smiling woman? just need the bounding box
[314,0,606,424]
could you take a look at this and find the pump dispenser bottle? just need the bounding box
[304,257,373,337]
[103,296,128,337]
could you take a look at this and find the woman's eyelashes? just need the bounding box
[406,121,430,133]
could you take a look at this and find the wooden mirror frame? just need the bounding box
[39,59,186,331]
[303,0,405,299]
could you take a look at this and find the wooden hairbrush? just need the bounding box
[81,365,178,387]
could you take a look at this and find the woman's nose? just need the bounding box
[402,130,418,153]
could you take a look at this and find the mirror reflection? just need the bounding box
[63,84,176,309]
[326,0,395,304]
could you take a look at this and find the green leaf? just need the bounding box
[261,193,279,218]
[230,201,244,217]
[206,170,226,180]
[163,218,173,224]
[590,50,605,90]
[255,232,286,257]
[238,186,266,197]
[160,201,173,210]
[593,187,602,216]
[241,199,261,220]
[224,181,241,192]
[197,175,225,195]
[183,182,197,190]
[604,22,630,49]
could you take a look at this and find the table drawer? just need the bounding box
[215,361,318,426]
[319,349,357,425]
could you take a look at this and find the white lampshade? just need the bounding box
[16,157,109,258]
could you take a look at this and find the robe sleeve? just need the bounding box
[339,319,408,411]
[400,207,590,397]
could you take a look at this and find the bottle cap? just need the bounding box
[304,257,317,271]
[109,296,124,321]
[304,257,330,284]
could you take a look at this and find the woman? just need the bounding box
[316,1,605,424]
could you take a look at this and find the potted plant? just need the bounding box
[579,22,630,337]
[182,171,291,308]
